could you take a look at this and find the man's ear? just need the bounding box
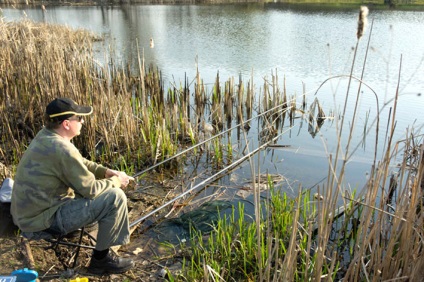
[61,120,70,130]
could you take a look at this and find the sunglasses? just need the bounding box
[67,116,84,122]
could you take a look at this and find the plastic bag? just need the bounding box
[0,178,14,203]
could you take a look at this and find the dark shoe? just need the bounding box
[88,252,134,274]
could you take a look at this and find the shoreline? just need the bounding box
[1,1,424,8]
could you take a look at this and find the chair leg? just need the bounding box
[47,227,95,270]
[71,227,85,269]
[48,235,68,270]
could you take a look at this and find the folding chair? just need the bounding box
[46,226,96,270]
[1,179,96,274]
[22,225,97,271]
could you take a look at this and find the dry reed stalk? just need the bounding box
[357,6,369,40]
[194,65,206,133]
[262,78,270,114]
[245,71,253,119]
[281,189,302,281]
[136,39,146,110]
[211,73,223,130]
[343,131,424,280]
[271,71,281,122]
[184,75,190,125]
[323,7,370,222]
[289,95,297,127]
[223,78,233,120]
[236,76,244,125]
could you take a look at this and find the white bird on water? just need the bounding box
[150,38,154,48]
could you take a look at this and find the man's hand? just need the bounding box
[105,169,135,188]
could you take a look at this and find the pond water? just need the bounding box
[1,3,424,209]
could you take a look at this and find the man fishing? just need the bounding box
[11,97,134,274]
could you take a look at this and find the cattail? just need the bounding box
[357,6,369,40]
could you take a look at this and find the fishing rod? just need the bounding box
[131,98,295,180]
[129,124,296,228]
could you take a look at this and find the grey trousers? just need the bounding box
[49,188,130,251]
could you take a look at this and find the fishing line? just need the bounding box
[129,83,323,226]
[130,124,297,227]
[131,92,310,179]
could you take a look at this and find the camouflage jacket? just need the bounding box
[11,127,121,232]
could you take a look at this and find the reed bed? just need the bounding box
[165,6,423,282]
[173,104,423,280]
[0,19,268,177]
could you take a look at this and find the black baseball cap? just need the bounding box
[46,98,93,121]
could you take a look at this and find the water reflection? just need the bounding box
[3,4,423,95]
